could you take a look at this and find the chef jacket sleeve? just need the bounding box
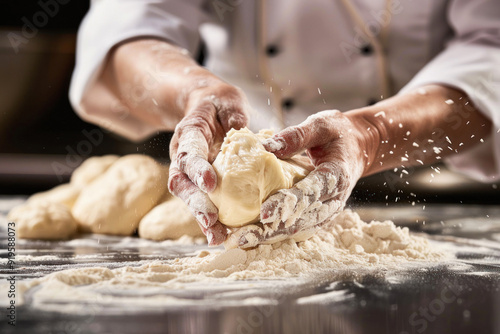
[399,0,500,182]
[69,0,206,141]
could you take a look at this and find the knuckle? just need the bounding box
[176,152,189,170]
[214,87,249,124]
[190,83,250,131]
[217,104,247,123]
[169,138,179,160]
[178,100,217,134]
[173,121,183,134]
[288,125,308,148]
[179,114,211,131]
[321,161,344,179]
[319,109,342,119]
[312,117,332,137]
[175,121,211,153]
[317,161,338,173]
[305,110,345,143]
[228,111,249,128]
[167,170,184,194]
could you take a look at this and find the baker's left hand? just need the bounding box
[225,110,372,248]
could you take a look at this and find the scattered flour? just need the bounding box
[12,210,446,307]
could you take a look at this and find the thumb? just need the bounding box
[262,110,342,159]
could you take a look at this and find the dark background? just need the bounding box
[0,0,174,195]
[0,0,498,204]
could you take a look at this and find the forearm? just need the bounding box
[96,38,217,131]
[347,84,493,177]
[252,84,493,247]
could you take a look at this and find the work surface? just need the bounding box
[1,196,500,334]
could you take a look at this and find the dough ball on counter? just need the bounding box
[70,155,119,187]
[28,183,82,209]
[25,155,119,211]
[208,128,312,228]
[72,155,168,235]
[156,188,173,203]
[7,201,77,240]
[138,196,204,240]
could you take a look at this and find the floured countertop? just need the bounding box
[1,196,500,334]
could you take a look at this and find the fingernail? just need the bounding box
[195,173,207,192]
[197,213,209,229]
[197,169,216,193]
[238,236,248,247]
[207,231,215,246]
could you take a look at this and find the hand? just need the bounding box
[100,39,252,246]
[168,79,250,246]
[225,110,369,248]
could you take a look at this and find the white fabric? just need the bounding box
[70,0,500,182]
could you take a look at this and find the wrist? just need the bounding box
[345,107,387,177]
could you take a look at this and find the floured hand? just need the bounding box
[96,39,252,246]
[168,81,250,246]
[226,110,368,248]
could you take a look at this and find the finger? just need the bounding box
[292,198,345,231]
[205,221,228,246]
[226,216,332,249]
[216,103,249,132]
[261,161,351,225]
[174,102,218,193]
[191,219,228,248]
[176,130,217,193]
[224,224,272,249]
[209,88,249,132]
[195,220,227,246]
[168,166,218,229]
[262,109,342,159]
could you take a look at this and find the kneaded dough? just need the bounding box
[7,201,77,240]
[26,155,119,211]
[70,155,119,187]
[208,128,312,227]
[72,155,168,235]
[28,183,82,209]
[138,196,204,240]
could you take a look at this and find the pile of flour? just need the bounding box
[13,210,445,307]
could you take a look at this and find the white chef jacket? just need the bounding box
[69,0,500,182]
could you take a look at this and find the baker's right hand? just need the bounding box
[167,76,250,246]
[93,39,250,245]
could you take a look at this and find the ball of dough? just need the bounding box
[28,183,82,209]
[72,155,168,235]
[7,201,77,240]
[208,128,311,227]
[70,155,119,187]
[156,188,173,203]
[138,196,204,240]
